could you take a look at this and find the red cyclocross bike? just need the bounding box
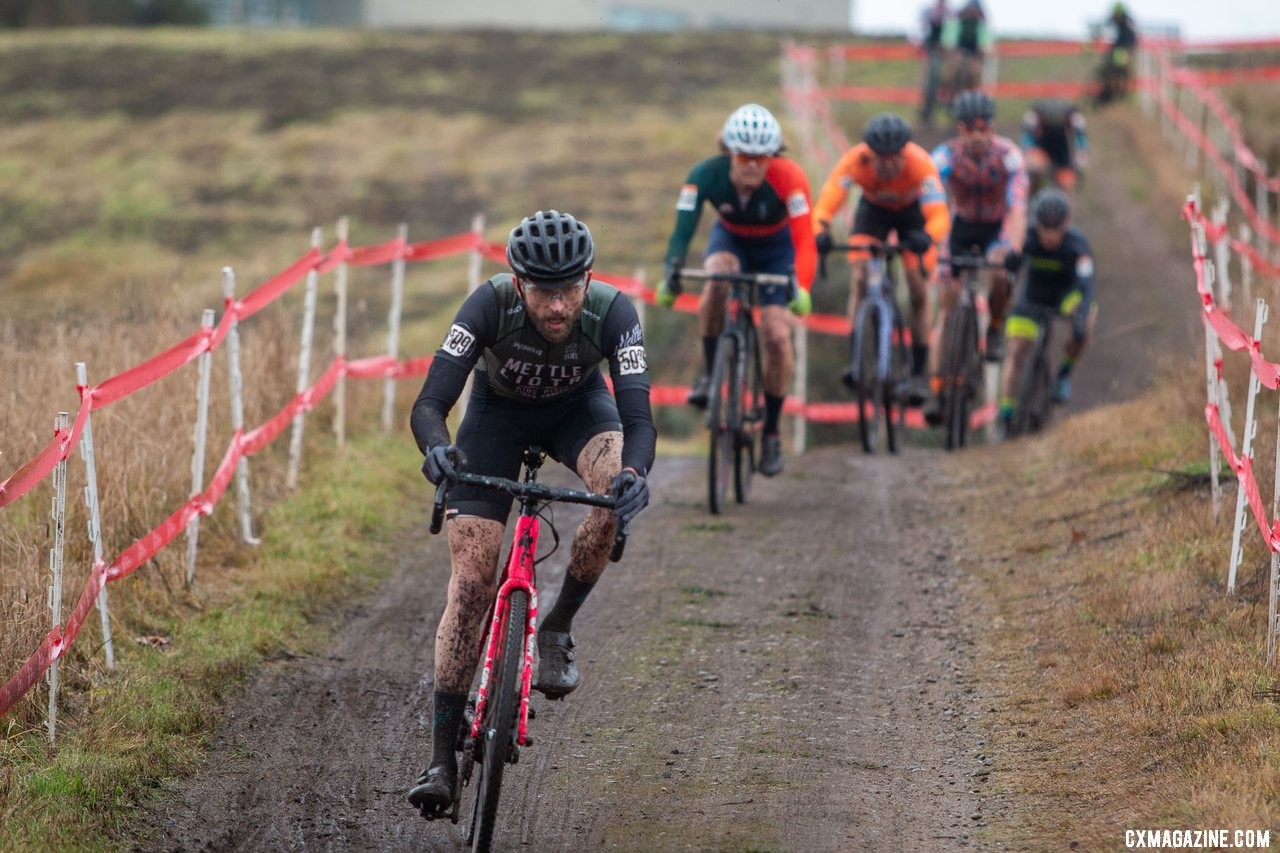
[430,448,625,852]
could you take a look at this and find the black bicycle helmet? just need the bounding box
[863,113,912,156]
[506,209,595,282]
[1031,188,1071,228]
[951,89,996,125]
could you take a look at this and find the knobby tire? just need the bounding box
[468,589,528,853]
[707,335,734,514]
[853,303,883,454]
[734,326,761,504]
[942,301,979,450]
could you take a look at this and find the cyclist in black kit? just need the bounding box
[406,210,656,819]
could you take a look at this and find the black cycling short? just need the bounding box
[449,377,622,523]
[948,218,1003,263]
[852,197,927,243]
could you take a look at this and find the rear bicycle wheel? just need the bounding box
[942,302,980,450]
[466,590,527,853]
[706,336,734,514]
[734,326,761,504]
[852,304,882,454]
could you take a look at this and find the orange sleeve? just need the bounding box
[812,145,865,229]
[764,159,817,291]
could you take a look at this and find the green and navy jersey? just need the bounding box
[664,154,817,290]
[411,274,656,474]
[432,274,650,404]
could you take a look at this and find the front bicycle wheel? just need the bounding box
[1025,353,1054,435]
[942,302,980,450]
[707,336,734,514]
[734,325,761,504]
[1012,341,1052,438]
[885,311,910,454]
[852,304,883,454]
[466,589,527,853]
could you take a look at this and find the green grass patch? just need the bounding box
[0,433,422,849]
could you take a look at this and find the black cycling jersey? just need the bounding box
[1019,226,1095,307]
[410,274,656,476]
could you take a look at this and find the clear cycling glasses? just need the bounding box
[523,278,588,306]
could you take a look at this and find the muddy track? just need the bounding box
[136,450,997,851]
[133,106,1194,852]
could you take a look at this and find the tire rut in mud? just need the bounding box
[134,451,990,851]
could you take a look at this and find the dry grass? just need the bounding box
[0,28,792,734]
[951,370,1280,847]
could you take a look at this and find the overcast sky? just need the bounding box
[853,0,1280,42]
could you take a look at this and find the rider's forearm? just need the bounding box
[410,358,470,453]
[616,386,656,476]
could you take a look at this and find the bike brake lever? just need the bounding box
[430,482,449,535]
[609,522,629,563]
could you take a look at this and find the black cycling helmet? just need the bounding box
[863,113,912,156]
[506,209,595,283]
[951,89,996,125]
[1031,188,1071,228]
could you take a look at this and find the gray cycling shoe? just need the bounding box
[407,759,457,820]
[686,375,711,408]
[759,434,784,477]
[534,630,579,699]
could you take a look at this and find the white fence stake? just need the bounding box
[1138,47,1154,117]
[287,227,323,490]
[1212,199,1233,307]
[1227,298,1268,595]
[458,212,486,427]
[76,362,114,670]
[1205,321,1224,521]
[47,411,69,744]
[1239,224,1255,307]
[382,223,408,433]
[222,268,260,546]
[1257,160,1272,262]
[185,310,216,585]
[793,321,808,456]
[1269,393,1280,667]
[468,212,486,294]
[333,216,350,447]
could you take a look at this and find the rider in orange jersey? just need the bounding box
[813,112,950,402]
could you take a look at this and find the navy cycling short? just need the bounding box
[705,220,795,308]
[449,377,621,523]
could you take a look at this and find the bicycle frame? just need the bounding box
[680,268,789,511]
[428,454,626,754]
[855,252,901,385]
[471,487,541,752]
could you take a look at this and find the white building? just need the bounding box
[204,0,853,31]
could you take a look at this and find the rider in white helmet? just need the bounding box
[658,103,817,478]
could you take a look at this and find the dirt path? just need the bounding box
[135,451,990,851]
[132,105,1194,852]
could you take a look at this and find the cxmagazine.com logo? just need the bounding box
[1125,829,1273,849]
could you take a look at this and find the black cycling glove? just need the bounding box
[1003,251,1024,273]
[815,229,835,255]
[903,230,933,255]
[610,469,649,525]
[423,445,466,485]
